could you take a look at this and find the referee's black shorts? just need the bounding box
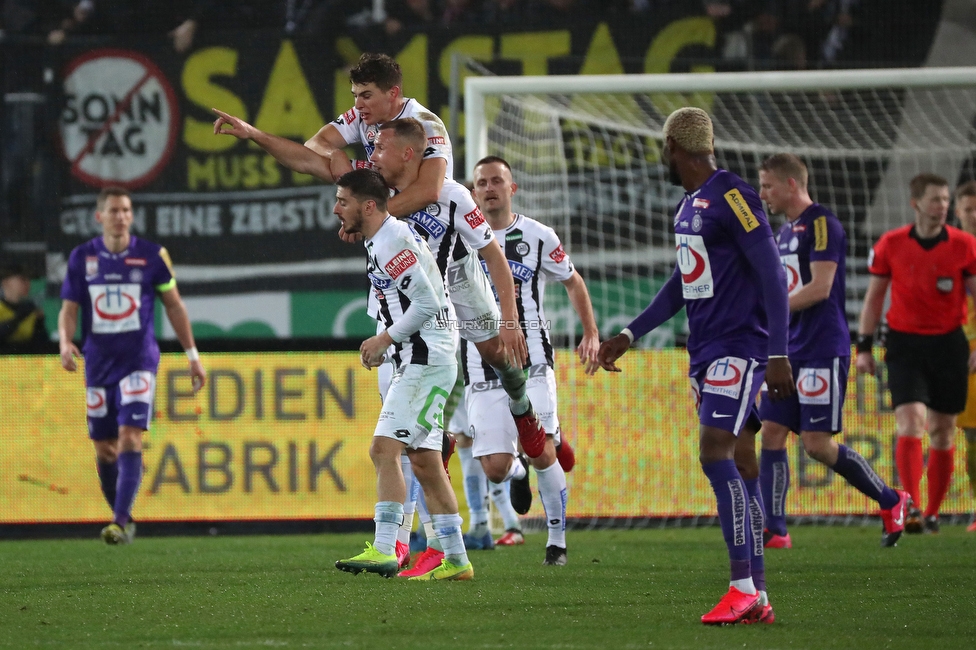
[885,327,969,414]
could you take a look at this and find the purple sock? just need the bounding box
[832,444,899,509]
[96,459,118,510]
[760,448,789,536]
[743,477,766,593]
[702,459,751,581]
[114,451,143,526]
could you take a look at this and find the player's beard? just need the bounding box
[668,157,682,187]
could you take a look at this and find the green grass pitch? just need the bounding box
[1,526,974,648]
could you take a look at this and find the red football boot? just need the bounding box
[701,587,761,625]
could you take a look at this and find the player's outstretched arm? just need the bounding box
[855,275,890,375]
[159,286,206,392]
[305,122,351,158]
[599,267,685,372]
[57,300,81,372]
[561,270,600,375]
[387,158,447,217]
[478,239,527,368]
[212,108,336,182]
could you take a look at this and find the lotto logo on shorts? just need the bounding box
[120,371,154,405]
[384,249,418,279]
[463,208,485,229]
[702,357,748,399]
[86,387,107,418]
[797,368,831,405]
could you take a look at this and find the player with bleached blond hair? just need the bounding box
[600,107,794,624]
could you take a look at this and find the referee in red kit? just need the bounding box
[857,173,976,534]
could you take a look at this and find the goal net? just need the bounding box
[465,68,976,347]
[465,68,976,528]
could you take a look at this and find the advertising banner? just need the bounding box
[2,350,972,524]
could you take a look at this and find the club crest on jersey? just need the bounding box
[385,249,418,279]
[425,203,441,217]
[780,254,803,296]
[692,214,702,232]
[702,357,748,399]
[675,234,713,299]
[515,241,530,256]
[85,256,99,278]
[408,211,446,240]
[789,237,799,252]
[549,244,567,263]
[129,269,143,283]
[693,198,710,209]
[365,127,377,142]
[797,368,831,405]
[463,208,485,229]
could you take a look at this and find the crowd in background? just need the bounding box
[0,0,911,70]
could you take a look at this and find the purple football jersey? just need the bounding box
[673,170,775,370]
[61,236,175,386]
[774,203,849,360]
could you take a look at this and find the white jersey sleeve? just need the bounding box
[446,182,493,252]
[538,227,575,283]
[330,107,362,146]
[379,244,443,343]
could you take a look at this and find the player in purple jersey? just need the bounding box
[58,187,206,545]
[598,108,794,625]
[755,154,910,550]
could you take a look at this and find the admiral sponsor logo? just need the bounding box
[343,109,356,124]
[724,189,759,232]
[125,257,147,266]
[463,208,486,229]
[508,260,534,282]
[408,211,446,240]
[814,215,828,252]
[384,249,418,279]
[693,198,710,209]
[427,136,446,145]
[549,244,567,263]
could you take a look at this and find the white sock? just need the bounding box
[731,578,757,595]
[759,590,768,606]
[504,457,527,481]
[489,480,522,532]
[535,461,567,548]
[398,455,417,545]
[431,513,469,566]
[416,489,442,551]
[373,501,403,556]
[458,446,489,535]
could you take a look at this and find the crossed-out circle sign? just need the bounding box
[60,48,179,189]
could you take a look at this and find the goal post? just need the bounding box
[465,67,976,347]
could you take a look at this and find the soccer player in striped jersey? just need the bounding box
[599,108,794,625]
[332,169,472,581]
[755,154,910,549]
[467,155,601,566]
